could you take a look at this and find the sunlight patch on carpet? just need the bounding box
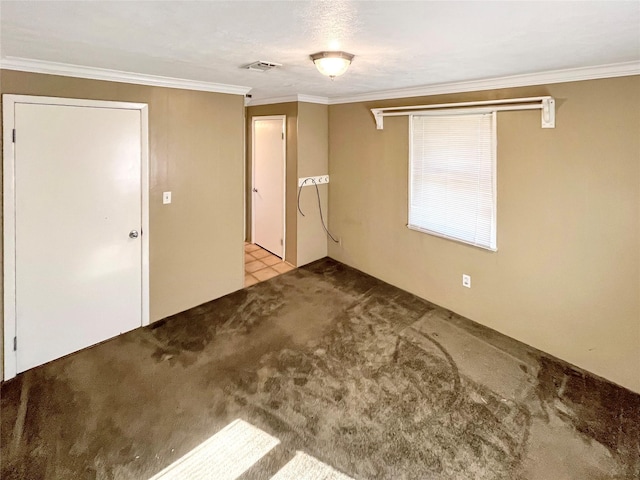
[149,419,279,480]
[271,451,354,480]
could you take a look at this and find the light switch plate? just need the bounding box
[163,192,172,204]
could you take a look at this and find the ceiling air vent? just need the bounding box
[244,61,282,72]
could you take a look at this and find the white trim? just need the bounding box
[297,94,330,105]
[140,105,150,329]
[281,118,287,261]
[5,57,636,106]
[3,98,17,379]
[2,94,150,380]
[251,115,287,260]
[251,120,256,244]
[243,108,247,246]
[329,61,640,105]
[0,57,252,95]
[248,94,329,107]
[248,95,299,107]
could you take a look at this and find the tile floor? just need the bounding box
[244,242,295,287]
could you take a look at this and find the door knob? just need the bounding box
[252,188,258,193]
[129,230,139,239]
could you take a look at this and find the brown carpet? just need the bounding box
[1,258,638,479]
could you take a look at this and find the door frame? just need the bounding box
[251,115,286,258]
[2,94,150,380]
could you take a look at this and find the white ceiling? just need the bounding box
[1,1,639,103]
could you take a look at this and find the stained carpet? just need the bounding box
[1,258,639,479]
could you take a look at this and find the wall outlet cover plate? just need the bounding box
[298,175,329,187]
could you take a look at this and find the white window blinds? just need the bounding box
[409,112,497,250]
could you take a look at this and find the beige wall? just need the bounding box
[328,76,640,393]
[297,102,329,266]
[1,70,246,378]
[246,103,298,266]
[3,70,637,392]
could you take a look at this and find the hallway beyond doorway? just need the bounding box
[244,243,294,286]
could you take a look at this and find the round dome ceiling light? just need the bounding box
[310,51,354,79]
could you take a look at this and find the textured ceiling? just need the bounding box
[1,1,639,101]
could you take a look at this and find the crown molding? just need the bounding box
[3,57,636,105]
[0,57,252,95]
[327,61,640,105]
[297,94,330,105]
[246,95,298,107]
[248,94,329,107]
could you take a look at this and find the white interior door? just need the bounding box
[252,116,285,257]
[5,98,147,375]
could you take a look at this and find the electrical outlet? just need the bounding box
[462,274,471,288]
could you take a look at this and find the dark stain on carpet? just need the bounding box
[1,258,638,479]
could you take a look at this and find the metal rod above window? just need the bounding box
[371,96,555,130]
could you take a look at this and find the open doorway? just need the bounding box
[246,115,294,286]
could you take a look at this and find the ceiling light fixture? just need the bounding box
[310,51,354,79]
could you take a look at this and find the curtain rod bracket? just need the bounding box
[541,97,555,128]
[373,109,384,130]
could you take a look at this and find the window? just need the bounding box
[409,112,497,250]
